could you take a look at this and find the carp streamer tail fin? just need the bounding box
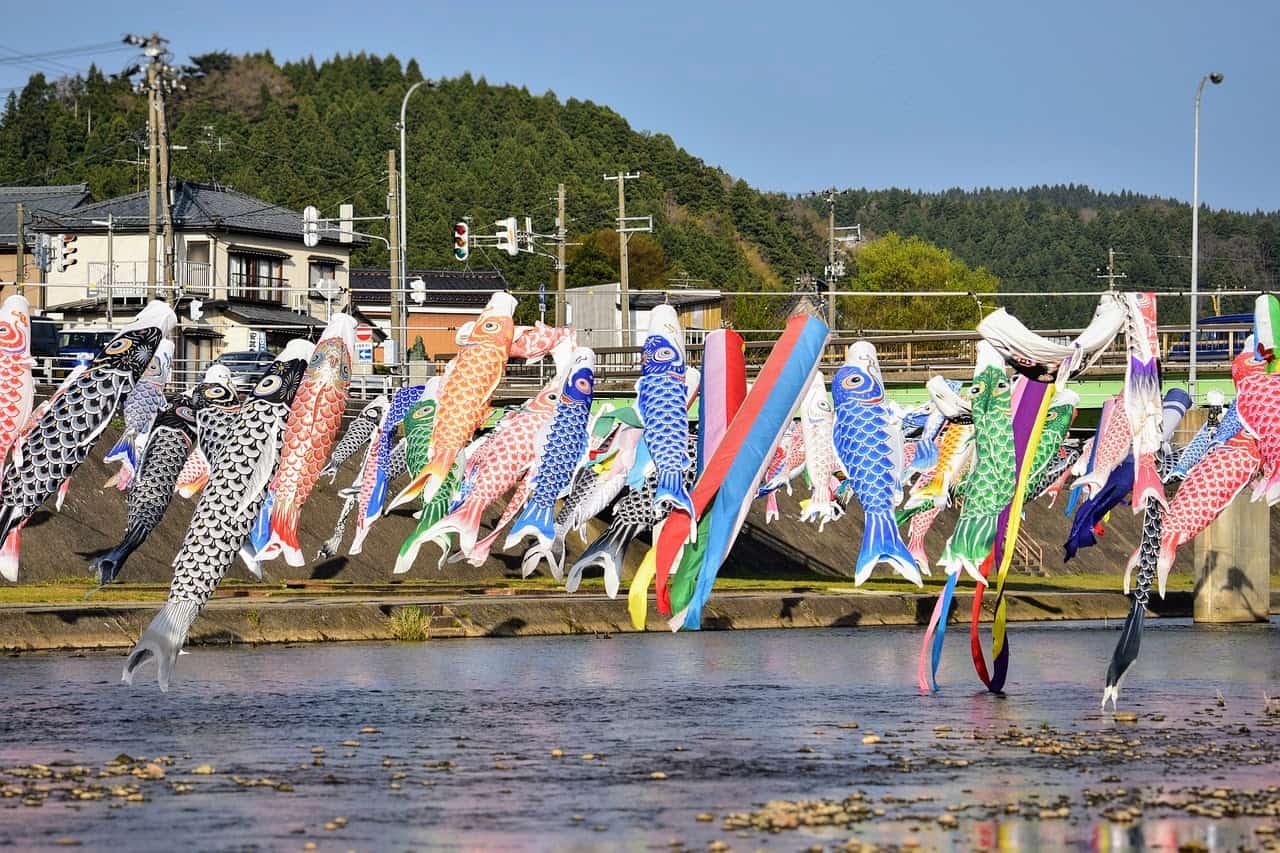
[855,510,923,587]
[0,522,22,582]
[394,500,457,576]
[655,468,695,519]
[571,521,639,599]
[1102,601,1144,710]
[939,514,997,586]
[268,500,305,568]
[504,502,555,552]
[90,526,148,586]
[521,540,565,582]
[122,600,199,692]
[389,452,454,511]
[447,497,489,558]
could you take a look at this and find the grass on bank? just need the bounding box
[0,570,1204,607]
[389,606,430,641]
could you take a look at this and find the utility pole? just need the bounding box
[127,32,170,299]
[145,63,158,298]
[604,170,648,345]
[555,183,566,326]
[387,150,404,377]
[826,188,837,329]
[156,77,174,294]
[1096,247,1127,292]
[13,203,24,296]
[821,188,862,332]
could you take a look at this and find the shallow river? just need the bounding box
[2,620,1278,851]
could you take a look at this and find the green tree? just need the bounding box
[843,233,998,331]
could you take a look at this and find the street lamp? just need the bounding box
[1189,71,1224,403]
[398,78,437,380]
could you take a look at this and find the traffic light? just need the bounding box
[302,205,320,248]
[56,234,78,272]
[495,217,518,257]
[453,222,469,262]
[34,235,50,273]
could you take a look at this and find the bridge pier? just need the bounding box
[1175,409,1272,623]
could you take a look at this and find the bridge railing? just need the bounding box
[496,322,1250,396]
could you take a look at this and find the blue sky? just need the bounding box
[3,0,1276,212]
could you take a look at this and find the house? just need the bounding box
[0,184,93,309]
[34,180,361,370]
[349,267,509,362]
[563,283,724,349]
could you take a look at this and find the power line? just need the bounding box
[0,41,131,66]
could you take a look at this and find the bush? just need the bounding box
[389,605,429,641]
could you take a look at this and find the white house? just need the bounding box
[35,180,361,372]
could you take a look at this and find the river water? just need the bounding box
[1,620,1278,851]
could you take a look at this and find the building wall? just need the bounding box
[1,251,50,311]
[407,308,483,360]
[564,283,723,348]
[564,284,623,349]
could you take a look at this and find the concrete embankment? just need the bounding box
[3,589,1273,652]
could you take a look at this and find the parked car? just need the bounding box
[56,328,117,377]
[212,349,277,393]
[30,316,59,359]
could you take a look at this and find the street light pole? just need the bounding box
[1190,71,1224,403]
[398,79,435,381]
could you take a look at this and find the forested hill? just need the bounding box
[817,186,1280,326]
[2,51,1277,329]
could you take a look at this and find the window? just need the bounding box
[229,253,285,302]
[309,261,337,287]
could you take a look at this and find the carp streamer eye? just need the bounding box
[104,338,132,355]
[842,373,862,389]
[177,407,194,420]
[968,382,985,396]
[574,378,592,394]
[482,320,500,333]
[0,322,21,348]
[255,374,283,395]
[655,346,676,362]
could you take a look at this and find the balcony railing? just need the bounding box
[229,272,288,304]
[87,261,213,299]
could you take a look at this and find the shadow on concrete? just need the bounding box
[310,557,348,580]
[486,618,528,637]
[1194,553,1268,621]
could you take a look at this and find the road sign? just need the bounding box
[355,341,374,364]
[355,324,373,343]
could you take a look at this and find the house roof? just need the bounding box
[211,300,327,330]
[27,180,361,248]
[49,296,327,335]
[0,184,93,247]
[350,268,509,308]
